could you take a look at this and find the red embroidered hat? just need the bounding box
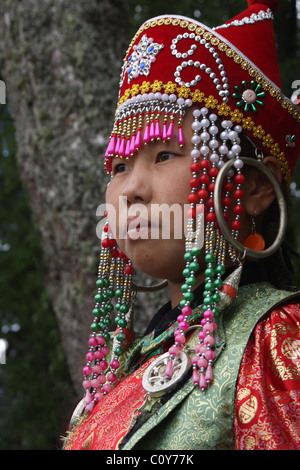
[105,0,299,186]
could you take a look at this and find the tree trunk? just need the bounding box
[0,0,133,395]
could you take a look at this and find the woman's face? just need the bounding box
[105,103,282,289]
[105,110,196,284]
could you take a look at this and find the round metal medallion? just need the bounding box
[142,351,192,397]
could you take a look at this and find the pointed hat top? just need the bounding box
[215,0,281,87]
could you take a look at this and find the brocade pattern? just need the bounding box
[63,284,300,450]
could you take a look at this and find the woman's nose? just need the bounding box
[121,160,152,205]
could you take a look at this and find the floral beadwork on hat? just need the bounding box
[125,34,164,84]
[232,80,266,113]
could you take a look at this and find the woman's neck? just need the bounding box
[168,271,206,309]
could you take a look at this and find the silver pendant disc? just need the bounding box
[142,351,191,397]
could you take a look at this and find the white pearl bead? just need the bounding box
[193,109,201,118]
[231,144,241,154]
[191,149,200,159]
[220,131,228,140]
[200,131,210,141]
[234,158,244,169]
[200,118,210,128]
[209,154,219,163]
[177,97,185,106]
[228,131,238,141]
[234,125,242,133]
[209,139,219,149]
[221,120,233,128]
[200,145,209,155]
[191,135,201,145]
[192,121,201,131]
[219,145,229,154]
[209,125,218,135]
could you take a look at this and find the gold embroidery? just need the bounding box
[244,436,256,450]
[282,337,300,367]
[236,387,250,401]
[82,431,95,450]
[270,321,300,381]
[238,395,258,424]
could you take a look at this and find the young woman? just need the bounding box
[63,0,300,450]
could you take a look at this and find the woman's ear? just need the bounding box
[242,156,282,217]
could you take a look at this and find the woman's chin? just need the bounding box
[117,236,186,282]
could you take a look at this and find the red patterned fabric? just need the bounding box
[235,303,300,450]
[64,356,157,450]
[64,304,300,450]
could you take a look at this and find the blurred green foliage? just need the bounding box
[0,102,75,449]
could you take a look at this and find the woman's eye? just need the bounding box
[112,162,129,175]
[156,151,177,163]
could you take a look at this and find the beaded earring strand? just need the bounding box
[189,108,223,390]
[165,108,245,390]
[165,107,222,387]
[82,218,135,412]
[82,107,246,410]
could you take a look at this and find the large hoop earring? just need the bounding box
[214,157,288,259]
[133,279,168,292]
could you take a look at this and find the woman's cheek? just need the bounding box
[105,183,120,241]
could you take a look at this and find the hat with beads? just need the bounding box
[105,0,299,185]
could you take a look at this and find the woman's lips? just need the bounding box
[126,217,159,240]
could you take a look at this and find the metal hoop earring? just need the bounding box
[133,279,168,292]
[214,157,287,259]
